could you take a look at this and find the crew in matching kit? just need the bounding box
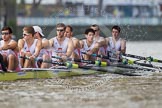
[0,24,126,72]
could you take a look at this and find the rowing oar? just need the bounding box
[51,56,141,76]
[123,53,162,63]
[52,56,107,67]
[20,56,139,76]
[122,58,162,70]
[82,52,159,71]
[19,56,78,69]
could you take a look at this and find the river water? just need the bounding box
[0,41,162,108]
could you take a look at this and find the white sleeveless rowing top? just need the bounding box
[106,37,121,59]
[82,39,96,52]
[52,37,69,55]
[22,39,38,54]
[107,37,121,51]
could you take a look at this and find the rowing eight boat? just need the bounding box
[0,63,156,81]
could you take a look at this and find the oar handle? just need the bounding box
[81,52,109,59]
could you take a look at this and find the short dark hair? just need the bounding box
[112,25,121,33]
[85,28,95,35]
[66,25,73,32]
[90,24,100,30]
[1,26,13,34]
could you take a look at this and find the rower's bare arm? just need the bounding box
[121,39,126,54]
[49,38,54,47]
[34,39,42,57]
[105,37,110,46]
[91,43,99,53]
[73,38,80,49]
[66,39,74,57]
[79,40,84,49]
[42,39,49,48]
[98,37,106,47]
[1,40,17,50]
[18,39,25,51]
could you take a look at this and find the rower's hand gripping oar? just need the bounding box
[81,51,119,62]
[123,53,162,63]
[52,56,107,67]
[82,52,162,70]
[81,51,109,59]
[19,56,78,69]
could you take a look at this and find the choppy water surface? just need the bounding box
[0,41,162,108]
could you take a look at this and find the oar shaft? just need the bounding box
[52,56,95,64]
[154,59,162,63]
[123,53,162,63]
[127,59,162,69]
[81,52,109,59]
[52,56,107,66]
[123,54,146,60]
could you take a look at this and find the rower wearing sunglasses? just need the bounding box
[18,26,42,68]
[49,23,74,62]
[0,26,19,72]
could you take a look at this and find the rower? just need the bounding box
[0,26,19,72]
[64,25,81,60]
[90,24,107,61]
[49,23,74,63]
[80,28,99,61]
[33,26,51,68]
[18,26,42,68]
[105,25,126,62]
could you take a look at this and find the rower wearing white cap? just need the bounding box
[33,26,51,68]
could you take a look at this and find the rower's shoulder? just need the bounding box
[42,38,48,41]
[99,36,105,40]
[10,39,17,43]
[120,38,126,43]
[18,38,25,43]
[104,37,111,43]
